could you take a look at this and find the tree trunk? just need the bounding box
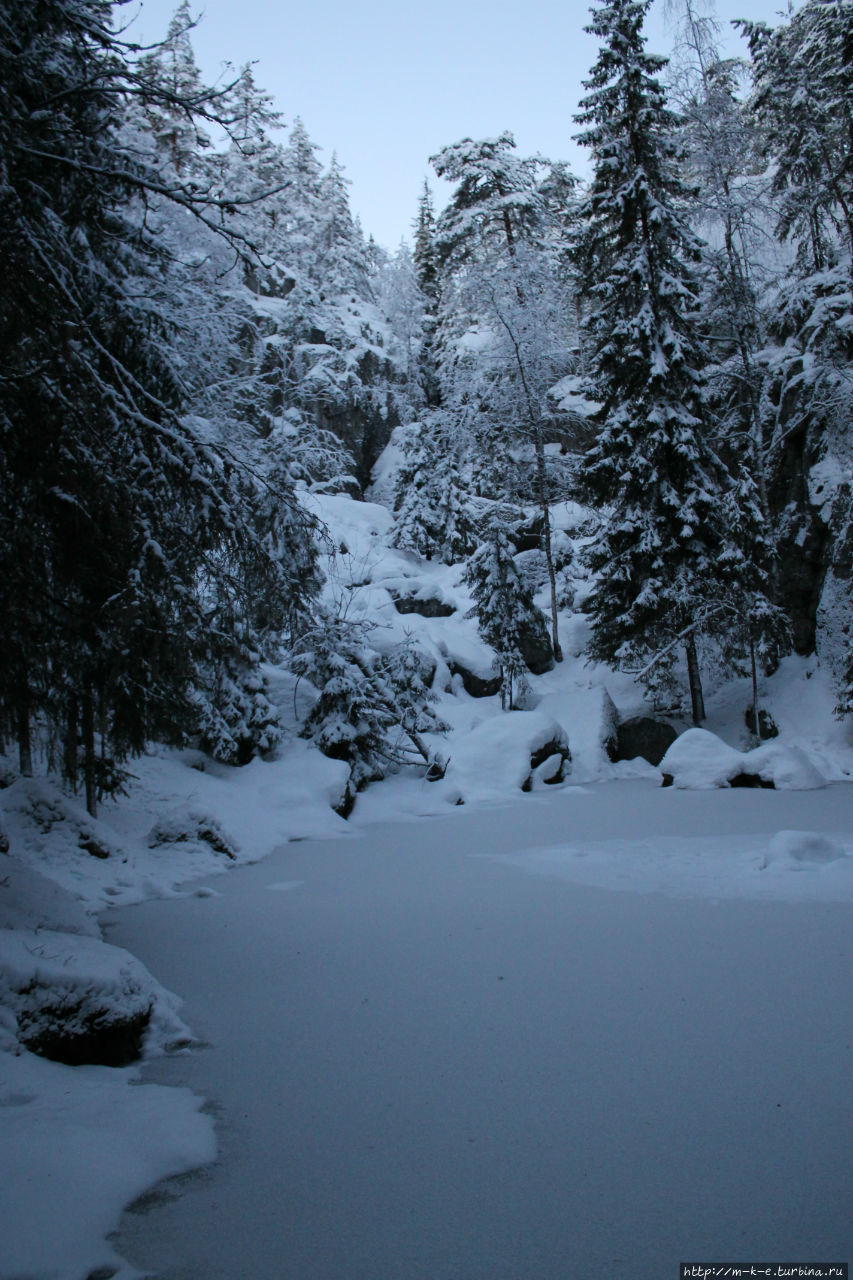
[749,635,760,748]
[82,689,97,818]
[685,636,706,726]
[17,692,33,777]
[533,433,563,663]
[489,291,562,663]
[64,697,79,791]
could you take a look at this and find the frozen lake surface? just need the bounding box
[108,781,853,1279]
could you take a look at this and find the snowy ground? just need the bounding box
[2,493,853,1279]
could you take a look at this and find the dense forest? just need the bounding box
[2,0,851,815]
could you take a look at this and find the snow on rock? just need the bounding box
[438,710,570,805]
[746,740,827,790]
[301,491,393,561]
[1,776,124,868]
[366,423,407,506]
[0,857,98,937]
[659,728,745,787]
[659,728,827,790]
[147,808,240,859]
[0,927,191,1065]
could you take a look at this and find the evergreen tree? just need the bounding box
[740,0,853,272]
[740,0,853,685]
[413,180,440,304]
[431,133,544,275]
[391,418,478,562]
[292,619,435,815]
[463,514,551,710]
[572,0,727,721]
[137,0,212,176]
[317,153,373,300]
[411,181,442,406]
[0,0,319,810]
[376,241,431,407]
[666,0,771,520]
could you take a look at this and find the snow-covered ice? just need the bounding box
[108,783,853,1280]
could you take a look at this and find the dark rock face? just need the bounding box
[728,772,775,790]
[391,594,455,618]
[449,662,502,699]
[745,707,779,741]
[774,512,829,654]
[20,1005,152,1068]
[333,782,356,820]
[529,738,572,785]
[507,513,545,553]
[608,716,677,767]
[518,620,555,675]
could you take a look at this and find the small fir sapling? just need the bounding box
[463,514,551,710]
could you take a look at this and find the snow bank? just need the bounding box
[659,728,827,790]
[438,710,570,805]
[0,1047,215,1280]
[0,856,97,938]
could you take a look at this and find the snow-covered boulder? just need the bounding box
[660,729,744,788]
[441,711,571,804]
[148,808,239,859]
[659,728,827,790]
[389,587,456,617]
[746,741,827,790]
[0,929,190,1065]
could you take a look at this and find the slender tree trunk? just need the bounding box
[98,687,109,806]
[82,689,97,818]
[491,295,563,663]
[749,635,760,747]
[64,697,79,791]
[533,433,564,662]
[17,691,33,777]
[685,636,706,725]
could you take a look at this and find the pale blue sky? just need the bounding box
[128,0,790,250]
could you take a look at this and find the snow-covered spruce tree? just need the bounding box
[713,466,791,738]
[463,514,551,710]
[409,181,442,408]
[391,416,478,563]
[136,0,214,176]
[739,1,853,686]
[0,0,319,811]
[665,0,772,523]
[316,153,373,301]
[292,619,435,815]
[572,0,729,723]
[381,638,448,737]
